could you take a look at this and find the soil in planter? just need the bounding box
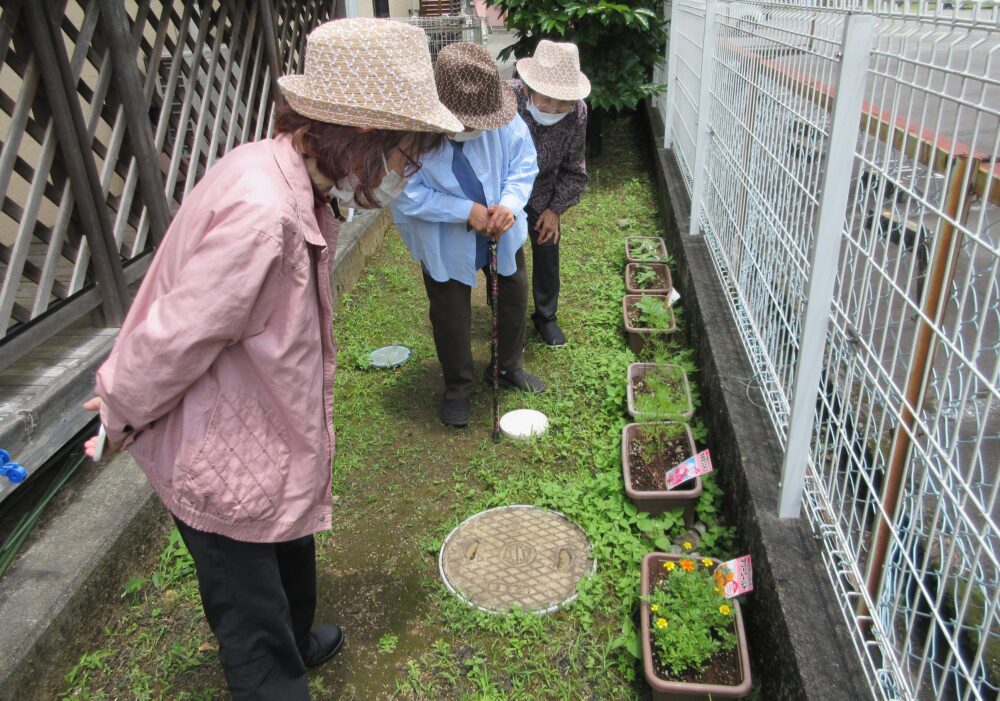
[628,430,691,491]
[628,266,669,290]
[648,568,744,687]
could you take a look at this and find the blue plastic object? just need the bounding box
[0,449,27,484]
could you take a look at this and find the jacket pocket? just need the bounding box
[181,392,291,523]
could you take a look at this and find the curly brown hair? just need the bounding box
[274,103,447,208]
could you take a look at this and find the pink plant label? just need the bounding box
[664,449,713,489]
[714,555,753,598]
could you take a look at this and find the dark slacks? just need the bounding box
[173,517,316,701]
[422,247,528,400]
[526,206,561,325]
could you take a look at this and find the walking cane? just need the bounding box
[489,237,500,444]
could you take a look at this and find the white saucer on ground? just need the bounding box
[499,409,549,439]
[369,345,411,369]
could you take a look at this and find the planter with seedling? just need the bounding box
[626,262,672,295]
[626,236,669,263]
[623,294,677,354]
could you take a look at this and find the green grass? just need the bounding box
[58,116,739,700]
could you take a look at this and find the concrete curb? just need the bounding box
[642,102,868,700]
[0,209,393,701]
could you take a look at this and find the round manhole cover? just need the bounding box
[439,505,596,614]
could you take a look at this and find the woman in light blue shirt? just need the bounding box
[391,43,542,428]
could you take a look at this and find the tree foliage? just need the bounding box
[487,0,668,112]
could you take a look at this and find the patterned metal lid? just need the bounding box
[439,506,596,614]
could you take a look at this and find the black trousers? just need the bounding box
[526,206,560,325]
[174,517,316,701]
[422,247,528,400]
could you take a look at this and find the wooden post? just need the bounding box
[258,0,284,108]
[95,0,171,246]
[862,155,975,612]
[22,0,128,325]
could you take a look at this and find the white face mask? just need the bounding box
[452,130,482,142]
[526,101,570,126]
[328,154,407,210]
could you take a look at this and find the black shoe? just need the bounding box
[301,624,345,668]
[483,367,546,393]
[440,397,470,427]
[534,320,566,347]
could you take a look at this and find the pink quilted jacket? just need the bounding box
[96,134,338,543]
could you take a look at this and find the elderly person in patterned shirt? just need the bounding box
[509,40,590,347]
[391,42,541,429]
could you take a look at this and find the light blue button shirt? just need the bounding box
[390,115,538,287]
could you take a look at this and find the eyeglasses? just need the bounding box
[531,94,574,115]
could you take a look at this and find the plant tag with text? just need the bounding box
[665,449,713,489]
[714,555,753,598]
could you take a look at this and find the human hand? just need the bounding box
[82,397,120,460]
[468,202,490,234]
[486,205,515,240]
[534,209,560,244]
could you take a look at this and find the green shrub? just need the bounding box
[488,0,668,112]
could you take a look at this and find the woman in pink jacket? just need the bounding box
[82,19,461,700]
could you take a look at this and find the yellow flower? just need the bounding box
[683,541,693,551]
[656,618,668,629]
[720,604,732,616]
[680,559,695,572]
[702,558,713,567]
[664,561,676,571]
[650,604,659,612]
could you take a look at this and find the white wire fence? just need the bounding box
[659,1,999,699]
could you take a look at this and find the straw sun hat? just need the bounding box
[278,18,463,133]
[516,40,591,102]
[434,42,517,131]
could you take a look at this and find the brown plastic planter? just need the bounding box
[626,236,669,263]
[627,363,694,421]
[641,553,752,700]
[625,262,673,295]
[622,422,701,521]
[623,294,677,354]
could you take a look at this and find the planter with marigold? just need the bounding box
[640,552,752,700]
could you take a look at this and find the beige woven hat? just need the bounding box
[435,42,517,131]
[516,40,591,102]
[278,18,463,133]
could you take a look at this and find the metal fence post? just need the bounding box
[664,0,680,150]
[778,13,875,519]
[687,0,717,237]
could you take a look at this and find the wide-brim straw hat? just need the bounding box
[278,18,462,133]
[434,42,517,131]
[516,40,591,102]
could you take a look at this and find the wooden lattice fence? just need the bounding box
[0,0,334,371]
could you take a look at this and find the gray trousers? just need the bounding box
[422,247,528,400]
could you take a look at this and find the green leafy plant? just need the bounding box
[632,264,661,289]
[488,0,668,112]
[378,634,400,653]
[635,295,673,330]
[634,364,691,419]
[629,238,667,261]
[645,557,737,677]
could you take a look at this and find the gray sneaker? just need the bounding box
[484,367,546,393]
[535,320,567,347]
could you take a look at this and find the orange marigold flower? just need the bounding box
[680,559,695,572]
